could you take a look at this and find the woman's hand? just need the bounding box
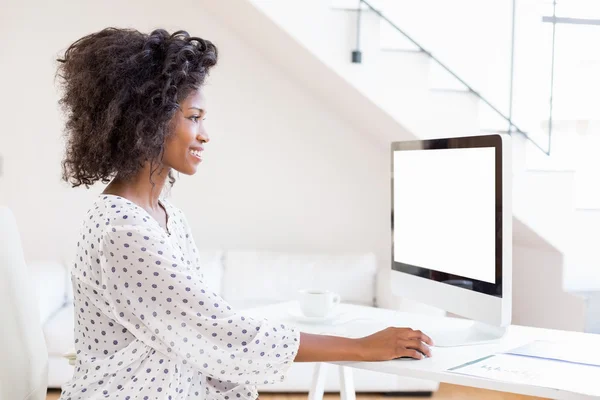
[356,327,434,361]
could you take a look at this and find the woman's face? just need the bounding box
[163,88,209,175]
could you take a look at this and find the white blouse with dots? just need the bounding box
[59,195,301,400]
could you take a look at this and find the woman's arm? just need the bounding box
[294,333,363,362]
[295,327,433,363]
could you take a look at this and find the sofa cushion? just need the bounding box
[44,304,74,356]
[222,251,377,309]
[29,262,67,325]
[197,250,224,296]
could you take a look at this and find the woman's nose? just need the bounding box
[198,132,209,143]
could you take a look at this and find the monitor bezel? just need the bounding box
[391,134,504,298]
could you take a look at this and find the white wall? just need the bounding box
[0,0,390,283]
[513,244,587,331]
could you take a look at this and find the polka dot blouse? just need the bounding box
[59,195,301,400]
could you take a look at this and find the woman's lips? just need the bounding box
[190,148,203,161]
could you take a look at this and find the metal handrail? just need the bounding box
[355,0,551,155]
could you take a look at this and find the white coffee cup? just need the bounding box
[297,289,341,317]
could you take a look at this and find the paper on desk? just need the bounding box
[504,340,600,367]
[448,354,600,397]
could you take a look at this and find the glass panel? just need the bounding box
[553,20,600,207]
[522,0,600,207]
[513,0,553,156]
[574,121,600,208]
[555,0,600,20]
[552,22,600,122]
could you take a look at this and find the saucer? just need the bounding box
[286,305,345,324]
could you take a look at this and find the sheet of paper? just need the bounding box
[504,340,600,367]
[448,354,600,397]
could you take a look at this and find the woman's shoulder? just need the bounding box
[87,194,160,233]
[95,194,145,217]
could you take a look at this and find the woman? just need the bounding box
[57,27,433,400]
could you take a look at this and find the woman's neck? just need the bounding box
[103,163,170,212]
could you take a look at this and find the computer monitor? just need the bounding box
[391,134,511,347]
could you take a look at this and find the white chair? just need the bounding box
[0,207,48,400]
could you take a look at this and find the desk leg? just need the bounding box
[338,366,356,400]
[308,362,328,400]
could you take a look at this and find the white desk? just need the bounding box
[244,301,600,400]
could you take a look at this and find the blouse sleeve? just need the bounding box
[98,224,301,388]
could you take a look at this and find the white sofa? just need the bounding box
[34,250,439,394]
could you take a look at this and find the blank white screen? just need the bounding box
[393,147,496,284]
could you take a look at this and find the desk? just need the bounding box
[244,301,600,400]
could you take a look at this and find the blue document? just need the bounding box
[504,340,600,367]
[448,353,600,397]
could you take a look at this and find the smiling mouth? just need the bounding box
[190,149,202,160]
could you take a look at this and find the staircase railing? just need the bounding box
[352,0,551,156]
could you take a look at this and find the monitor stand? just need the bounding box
[429,321,508,347]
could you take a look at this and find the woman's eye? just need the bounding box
[189,115,206,123]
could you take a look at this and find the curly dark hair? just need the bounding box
[56,27,218,188]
